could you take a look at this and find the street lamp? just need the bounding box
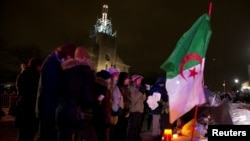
[234,79,239,84]
[234,78,239,92]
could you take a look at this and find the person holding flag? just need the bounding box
[160,13,212,124]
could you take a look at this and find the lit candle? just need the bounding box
[164,129,172,141]
[172,134,178,139]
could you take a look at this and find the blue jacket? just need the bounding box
[36,52,62,121]
[148,76,168,115]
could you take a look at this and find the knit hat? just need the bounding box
[131,74,143,81]
[156,76,166,85]
[74,47,90,59]
[96,70,112,80]
[107,67,119,75]
[57,43,77,58]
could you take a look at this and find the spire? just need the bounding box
[102,4,108,26]
[93,4,117,37]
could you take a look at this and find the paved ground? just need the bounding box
[0,108,154,141]
[0,108,206,141]
[0,108,18,141]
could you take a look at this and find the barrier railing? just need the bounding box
[0,94,18,108]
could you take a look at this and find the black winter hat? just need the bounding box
[96,70,112,80]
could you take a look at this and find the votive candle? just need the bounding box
[164,129,172,141]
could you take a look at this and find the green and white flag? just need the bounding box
[160,14,212,124]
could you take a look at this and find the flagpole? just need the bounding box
[187,3,213,141]
[192,3,214,140]
[190,104,199,141]
[190,76,205,141]
[208,2,213,16]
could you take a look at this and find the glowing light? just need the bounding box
[172,134,178,139]
[163,129,172,141]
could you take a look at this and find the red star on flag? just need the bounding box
[189,67,198,79]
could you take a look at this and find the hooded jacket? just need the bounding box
[55,58,95,128]
[148,76,168,115]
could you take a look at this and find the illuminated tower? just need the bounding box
[89,4,129,72]
[94,4,116,37]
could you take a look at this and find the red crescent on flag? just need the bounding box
[179,53,203,80]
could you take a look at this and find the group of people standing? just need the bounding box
[13,43,172,141]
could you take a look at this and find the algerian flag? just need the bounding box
[160,14,212,124]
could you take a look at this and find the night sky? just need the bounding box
[1,0,250,91]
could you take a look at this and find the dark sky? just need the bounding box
[1,0,250,91]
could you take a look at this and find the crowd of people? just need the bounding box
[12,43,173,141]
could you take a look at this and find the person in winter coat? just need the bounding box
[106,67,120,140]
[36,43,76,141]
[107,67,120,94]
[112,72,131,141]
[93,70,113,141]
[126,74,146,141]
[15,57,42,141]
[55,47,97,141]
[148,76,169,140]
